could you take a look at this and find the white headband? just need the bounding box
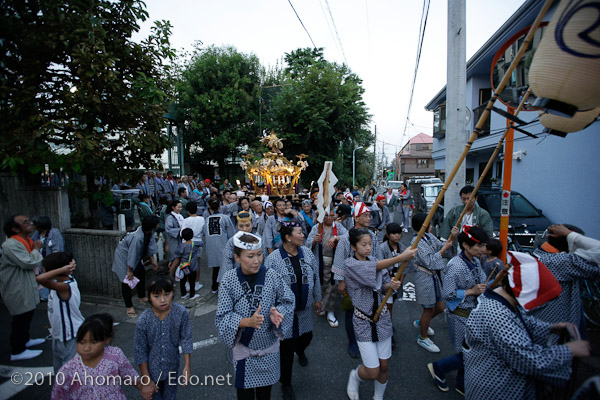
[233,231,262,251]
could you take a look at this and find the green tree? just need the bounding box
[174,45,261,175]
[267,48,373,185]
[0,0,175,217]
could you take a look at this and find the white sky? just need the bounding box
[135,0,526,161]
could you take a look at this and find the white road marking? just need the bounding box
[178,336,220,353]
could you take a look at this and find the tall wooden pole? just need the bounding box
[373,0,553,321]
[447,89,532,241]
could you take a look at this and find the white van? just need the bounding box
[387,180,404,195]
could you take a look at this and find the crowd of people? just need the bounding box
[0,173,599,400]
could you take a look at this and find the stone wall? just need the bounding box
[0,173,71,242]
[63,228,123,299]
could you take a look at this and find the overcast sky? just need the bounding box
[135,0,526,161]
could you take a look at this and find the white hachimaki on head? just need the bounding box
[233,231,262,251]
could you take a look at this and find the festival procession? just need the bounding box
[1,0,599,399]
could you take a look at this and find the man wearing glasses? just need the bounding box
[0,215,47,360]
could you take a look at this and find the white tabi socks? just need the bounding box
[347,367,363,400]
[373,380,387,400]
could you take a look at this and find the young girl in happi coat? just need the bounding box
[134,275,194,400]
[427,225,488,395]
[344,228,417,400]
[52,314,141,399]
[216,231,295,400]
[165,200,184,263]
[380,222,413,348]
[410,213,457,353]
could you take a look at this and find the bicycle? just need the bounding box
[581,278,600,327]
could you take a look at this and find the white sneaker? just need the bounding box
[181,293,190,299]
[195,282,202,291]
[11,349,43,361]
[403,228,409,233]
[346,368,361,400]
[190,294,200,300]
[413,320,435,336]
[185,282,190,291]
[25,338,46,348]
[417,336,440,353]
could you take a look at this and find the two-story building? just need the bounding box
[425,0,600,238]
[395,132,435,181]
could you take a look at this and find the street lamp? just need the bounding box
[352,147,362,188]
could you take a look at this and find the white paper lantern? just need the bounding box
[539,106,600,135]
[529,0,600,115]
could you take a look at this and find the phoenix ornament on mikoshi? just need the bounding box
[316,161,338,224]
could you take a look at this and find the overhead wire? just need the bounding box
[399,0,431,148]
[365,0,374,74]
[323,0,348,65]
[318,0,343,60]
[287,0,317,48]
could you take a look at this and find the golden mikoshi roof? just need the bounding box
[241,131,308,193]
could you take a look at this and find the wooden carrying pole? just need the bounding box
[373,0,552,322]
[446,88,532,241]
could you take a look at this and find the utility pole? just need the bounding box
[373,124,377,184]
[444,0,467,215]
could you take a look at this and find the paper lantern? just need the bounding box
[539,106,600,136]
[529,0,600,116]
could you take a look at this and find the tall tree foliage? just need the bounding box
[174,45,261,173]
[0,0,175,183]
[267,48,373,186]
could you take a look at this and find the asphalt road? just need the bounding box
[1,211,598,399]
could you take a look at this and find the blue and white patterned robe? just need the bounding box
[529,248,600,332]
[410,233,449,307]
[262,214,304,252]
[332,230,382,281]
[216,266,295,389]
[266,246,321,339]
[344,257,393,342]
[464,290,573,400]
[442,252,486,352]
[203,212,235,267]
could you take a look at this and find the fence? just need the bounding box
[63,228,124,298]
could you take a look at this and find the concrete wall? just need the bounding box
[0,173,71,242]
[63,228,124,299]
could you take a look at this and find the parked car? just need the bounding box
[418,183,445,236]
[475,187,552,249]
[387,180,404,195]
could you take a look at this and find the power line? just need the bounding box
[318,0,343,60]
[323,0,348,65]
[287,0,317,48]
[399,0,431,148]
[365,0,374,74]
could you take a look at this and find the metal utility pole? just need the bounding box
[444,0,467,215]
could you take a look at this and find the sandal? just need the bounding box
[126,309,138,318]
[327,316,339,328]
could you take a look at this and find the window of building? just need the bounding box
[433,105,446,138]
[474,89,492,137]
[417,159,429,168]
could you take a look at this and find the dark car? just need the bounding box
[476,187,552,249]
